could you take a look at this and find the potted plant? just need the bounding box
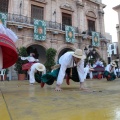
[45,48,57,72]
[14,47,28,80]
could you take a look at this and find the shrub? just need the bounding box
[45,48,57,72]
[14,47,28,74]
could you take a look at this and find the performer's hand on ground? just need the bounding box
[55,85,62,91]
[80,87,89,91]
[80,82,89,91]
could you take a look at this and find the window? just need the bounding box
[112,51,114,55]
[62,13,72,26]
[31,5,44,20]
[88,19,95,32]
[62,13,72,30]
[111,44,114,49]
[0,0,9,13]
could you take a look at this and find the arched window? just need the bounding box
[86,11,96,32]
[0,0,9,13]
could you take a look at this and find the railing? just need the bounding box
[82,30,106,39]
[7,13,79,33]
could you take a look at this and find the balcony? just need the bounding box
[7,13,79,33]
[82,30,106,38]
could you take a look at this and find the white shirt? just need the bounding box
[21,56,39,62]
[105,64,116,75]
[57,52,85,83]
[95,60,104,67]
[0,23,18,43]
[115,68,120,72]
[29,63,46,83]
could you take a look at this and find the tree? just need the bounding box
[14,47,28,74]
[45,48,57,72]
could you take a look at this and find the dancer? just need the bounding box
[0,23,18,69]
[20,53,39,71]
[104,61,117,81]
[41,49,88,91]
[84,62,93,79]
[29,63,46,84]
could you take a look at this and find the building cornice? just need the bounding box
[113,4,120,11]
[31,0,47,4]
[60,3,74,12]
[88,0,106,8]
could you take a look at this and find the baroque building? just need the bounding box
[113,4,120,65]
[0,0,109,79]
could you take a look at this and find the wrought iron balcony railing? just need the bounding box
[7,13,79,33]
[82,30,106,40]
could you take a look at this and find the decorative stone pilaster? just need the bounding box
[76,0,84,33]
[98,8,105,36]
[76,0,84,8]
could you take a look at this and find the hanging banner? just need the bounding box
[0,12,7,26]
[34,19,46,41]
[65,25,75,43]
[92,32,100,47]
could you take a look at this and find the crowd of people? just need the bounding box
[18,48,119,91]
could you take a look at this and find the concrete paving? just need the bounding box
[0,78,120,120]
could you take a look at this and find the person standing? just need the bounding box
[84,63,93,79]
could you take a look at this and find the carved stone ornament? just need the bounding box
[76,0,84,7]
[60,3,74,12]
[31,0,47,4]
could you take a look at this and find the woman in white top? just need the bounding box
[20,53,39,71]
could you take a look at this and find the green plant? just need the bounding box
[45,48,57,72]
[14,47,28,74]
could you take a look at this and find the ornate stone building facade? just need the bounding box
[113,5,120,65]
[0,0,109,79]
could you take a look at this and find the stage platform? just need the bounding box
[0,78,120,120]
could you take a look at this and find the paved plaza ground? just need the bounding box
[0,78,120,120]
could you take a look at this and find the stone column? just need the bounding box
[98,6,105,36]
[116,26,120,65]
[76,0,84,33]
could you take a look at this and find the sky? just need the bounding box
[102,0,120,42]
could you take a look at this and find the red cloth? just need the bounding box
[98,74,102,79]
[22,62,36,71]
[0,33,18,68]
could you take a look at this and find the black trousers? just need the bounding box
[66,67,79,82]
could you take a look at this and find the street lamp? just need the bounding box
[53,10,56,23]
[89,45,93,51]
[19,1,22,16]
[84,46,88,54]
[84,45,96,65]
[93,48,96,54]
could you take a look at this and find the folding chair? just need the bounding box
[0,69,6,80]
